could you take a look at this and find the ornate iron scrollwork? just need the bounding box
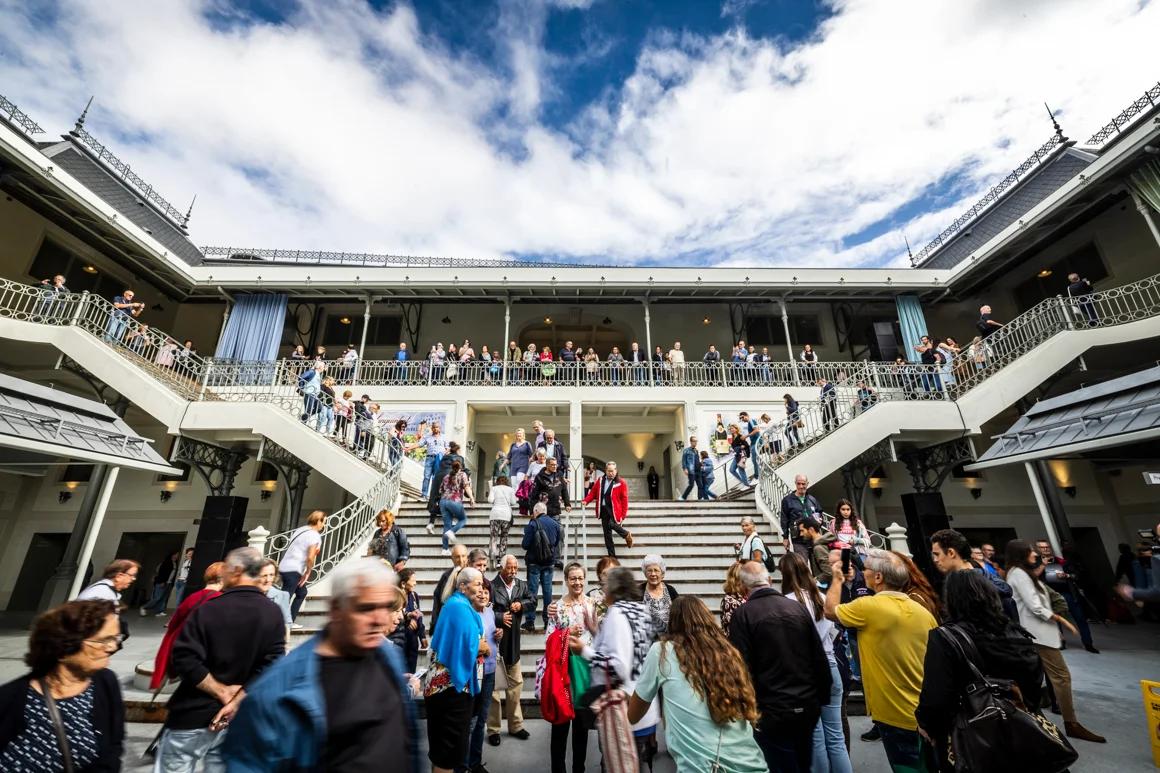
[173,437,249,496]
[900,437,975,493]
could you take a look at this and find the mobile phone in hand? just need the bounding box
[841,548,851,575]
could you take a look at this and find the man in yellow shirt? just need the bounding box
[824,548,936,772]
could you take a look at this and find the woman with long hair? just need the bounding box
[1004,540,1105,743]
[894,551,941,621]
[829,498,870,551]
[781,553,853,773]
[728,423,750,487]
[627,596,767,772]
[720,562,746,631]
[546,563,596,773]
[439,460,475,554]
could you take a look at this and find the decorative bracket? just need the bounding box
[258,439,311,531]
[839,440,893,515]
[173,436,249,496]
[899,437,975,493]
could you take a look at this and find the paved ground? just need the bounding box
[1,613,1156,771]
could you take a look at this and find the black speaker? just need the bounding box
[185,496,249,595]
[900,492,950,577]
[870,321,901,361]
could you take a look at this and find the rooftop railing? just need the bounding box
[0,93,44,137]
[70,126,189,227]
[199,245,614,269]
[1084,80,1160,146]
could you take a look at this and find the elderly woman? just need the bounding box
[426,566,486,773]
[640,554,680,635]
[257,559,293,632]
[734,516,768,565]
[586,555,622,623]
[721,562,747,631]
[366,509,410,571]
[546,562,597,773]
[151,562,226,690]
[0,600,125,770]
[526,448,548,483]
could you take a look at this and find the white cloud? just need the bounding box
[0,0,1155,267]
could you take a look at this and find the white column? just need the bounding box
[643,299,654,383]
[1024,462,1062,554]
[568,399,585,578]
[356,295,371,381]
[68,466,121,599]
[501,297,511,387]
[778,298,794,362]
[1132,191,1160,249]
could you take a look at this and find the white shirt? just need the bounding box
[668,348,685,364]
[77,579,120,603]
[177,558,192,582]
[279,526,322,574]
[488,484,518,522]
[739,533,766,561]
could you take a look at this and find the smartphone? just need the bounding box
[841,548,851,574]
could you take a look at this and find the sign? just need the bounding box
[1143,471,1160,486]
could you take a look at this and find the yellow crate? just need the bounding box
[1144,680,1160,767]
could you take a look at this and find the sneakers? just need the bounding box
[440,549,451,557]
[156,611,167,618]
[290,623,304,630]
[444,530,458,545]
[425,523,435,535]
[139,608,147,617]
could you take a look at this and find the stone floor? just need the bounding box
[1,613,1156,771]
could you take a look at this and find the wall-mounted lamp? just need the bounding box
[260,490,272,502]
[58,491,72,504]
[544,316,553,325]
[1037,268,1053,279]
[674,440,684,451]
[637,461,645,472]
[466,439,477,453]
[1062,486,1077,498]
[441,316,451,324]
[82,265,98,274]
[702,316,711,325]
[159,490,173,503]
[969,487,982,500]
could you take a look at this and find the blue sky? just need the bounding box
[0,0,1156,267]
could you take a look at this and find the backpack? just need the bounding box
[528,518,554,566]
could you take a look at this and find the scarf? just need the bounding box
[430,592,483,694]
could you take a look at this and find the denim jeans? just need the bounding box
[301,393,320,422]
[440,499,467,549]
[142,582,172,614]
[105,314,129,344]
[1060,589,1093,648]
[811,657,853,773]
[174,580,186,605]
[280,571,309,621]
[154,727,227,772]
[680,471,699,499]
[422,454,442,497]
[315,405,334,434]
[464,670,495,770]
[698,475,718,500]
[525,563,554,627]
[729,456,749,486]
[878,723,922,771]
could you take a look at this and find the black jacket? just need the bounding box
[426,453,469,515]
[167,585,286,730]
[532,468,571,516]
[492,574,535,663]
[727,587,831,727]
[0,669,124,772]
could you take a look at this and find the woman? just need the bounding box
[734,516,767,565]
[524,343,538,382]
[800,343,819,382]
[257,559,292,632]
[784,393,802,448]
[584,347,600,382]
[573,566,660,770]
[488,475,518,568]
[426,567,486,773]
[526,448,548,483]
[155,337,178,368]
[366,508,410,571]
[150,562,225,690]
[781,553,853,773]
[728,424,750,487]
[439,460,475,553]
[829,499,870,551]
[627,596,767,773]
[896,551,941,620]
[315,376,336,435]
[640,554,679,635]
[699,450,717,500]
[333,389,353,446]
[937,337,957,389]
[480,345,495,382]
[0,600,125,771]
[539,345,555,384]
[1004,540,1105,743]
[720,562,746,631]
[586,556,621,623]
[917,570,1049,771]
[546,563,596,773]
[426,440,468,536]
[394,568,426,673]
[507,428,534,488]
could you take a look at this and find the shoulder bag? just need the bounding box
[937,625,1077,773]
[588,660,639,773]
[38,680,76,773]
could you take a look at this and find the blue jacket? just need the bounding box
[522,514,563,566]
[223,633,421,773]
[681,446,699,474]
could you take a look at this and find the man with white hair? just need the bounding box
[488,554,534,746]
[780,474,823,558]
[976,304,1004,338]
[728,561,831,771]
[224,558,421,772]
[157,547,285,771]
[824,549,937,771]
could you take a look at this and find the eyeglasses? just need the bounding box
[85,635,125,649]
[120,571,138,579]
[351,602,399,615]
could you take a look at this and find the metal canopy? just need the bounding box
[968,365,1160,470]
[0,371,181,474]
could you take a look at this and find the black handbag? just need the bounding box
[938,625,1077,773]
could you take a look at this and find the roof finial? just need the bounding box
[1044,102,1067,143]
[72,96,94,136]
[903,233,915,266]
[182,194,197,227]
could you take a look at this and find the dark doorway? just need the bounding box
[9,533,70,611]
[114,532,188,609]
[958,527,1018,559]
[1067,526,1115,619]
[662,447,673,500]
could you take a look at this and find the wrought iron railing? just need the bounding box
[755,272,1160,527]
[0,93,44,136]
[1084,80,1160,146]
[70,127,189,226]
[199,245,615,269]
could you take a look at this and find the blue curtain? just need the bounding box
[215,293,287,361]
[895,293,928,363]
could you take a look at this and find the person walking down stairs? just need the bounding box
[583,461,634,556]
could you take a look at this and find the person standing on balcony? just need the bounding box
[607,345,625,384]
[678,435,701,500]
[279,510,326,624]
[629,341,647,383]
[105,288,144,343]
[781,474,823,558]
[976,305,1004,338]
[669,340,686,384]
[703,343,722,382]
[914,335,943,395]
[558,340,578,374]
[799,343,819,383]
[647,465,660,500]
[583,346,600,382]
[420,422,448,498]
[393,340,409,382]
[584,460,634,557]
[340,345,358,381]
[652,345,666,384]
[819,376,840,429]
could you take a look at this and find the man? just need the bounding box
[930,529,1017,622]
[1036,539,1098,653]
[780,474,823,558]
[489,554,534,745]
[824,549,937,771]
[741,411,761,479]
[819,377,839,431]
[106,287,144,342]
[703,344,721,364]
[38,273,69,316]
[77,559,139,602]
[913,334,942,394]
[531,419,546,448]
[678,435,700,501]
[531,456,571,518]
[629,341,647,383]
[980,543,999,575]
[467,547,492,588]
[668,340,686,383]
[536,429,567,471]
[1118,520,1160,604]
[583,460,634,556]
[557,340,577,366]
[141,550,180,617]
[223,558,421,772]
[522,502,562,632]
[420,422,448,497]
[158,547,285,771]
[353,394,374,457]
[976,304,1003,338]
[729,561,831,771]
[278,510,326,624]
[1067,273,1098,326]
[798,517,835,582]
[174,548,194,604]
[430,544,469,634]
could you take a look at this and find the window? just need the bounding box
[743,315,823,347]
[27,238,115,296]
[321,314,403,348]
[60,464,93,483]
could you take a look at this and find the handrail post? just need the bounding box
[70,291,90,326]
[199,358,213,401]
[1056,295,1076,331]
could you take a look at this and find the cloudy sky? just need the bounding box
[0,0,1156,267]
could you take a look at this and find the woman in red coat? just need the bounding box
[149,561,225,690]
[582,461,634,557]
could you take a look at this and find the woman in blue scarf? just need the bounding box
[426,566,485,773]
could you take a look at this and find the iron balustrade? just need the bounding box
[0,93,45,136]
[1084,80,1160,146]
[70,127,188,226]
[199,245,615,269]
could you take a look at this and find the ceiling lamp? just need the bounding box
[702,316,711,325]
[1037,268,1053,278]
[82,265,98,274]
[544,316,552,324]
[338,316,352,325]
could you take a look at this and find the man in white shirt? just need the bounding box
[668,341,686,383]
[175,547,194,604]
[278,510,326,625]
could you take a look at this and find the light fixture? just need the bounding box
[159,490,173,503]
[602,317,612,325]
[969,487,982,500]
[544,316,552,325]
[441,316,451,324]
[260,490,272,502]
[1062,485,1077,498]
[1037,268,1053,279]
[82,265,98,274]
[674,440,684,451]
[636,461,645,472]
[339,316,351,325]
[702,316,711,325]
[58,491,72,504]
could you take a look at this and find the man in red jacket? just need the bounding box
[582,461,634,556]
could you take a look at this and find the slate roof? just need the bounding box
[42,140,205,266]
[970,365,1160,469]
[0,372,178,472]
[916,148,1094,270]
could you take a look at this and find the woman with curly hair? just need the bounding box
[720,562,747,631]
[829,498,870,551]
[895,551,942,621]
[627,596,767,773]
[0,600,125,771]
